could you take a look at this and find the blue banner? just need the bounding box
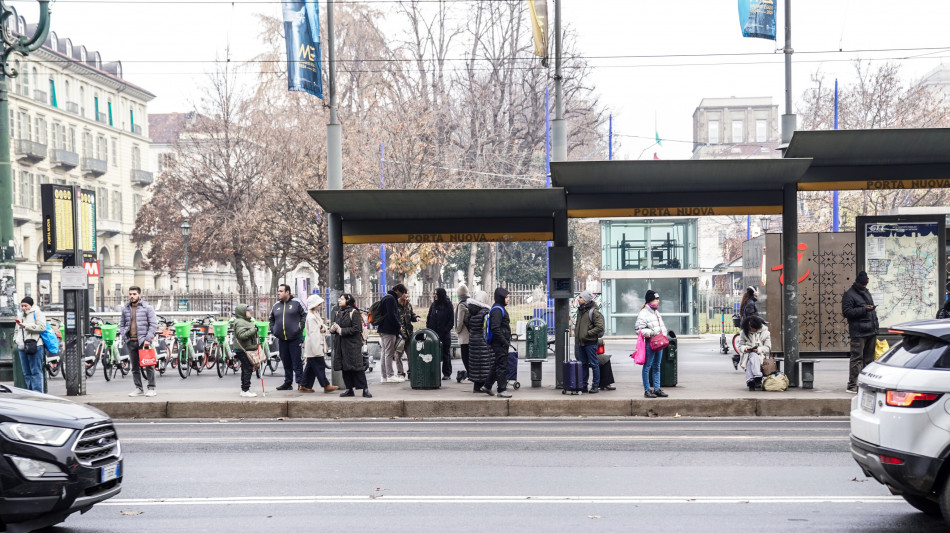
[738,0,776,41]
[283,1,323,99]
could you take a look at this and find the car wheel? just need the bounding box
[939,475,950,527]
[904,493,942,517]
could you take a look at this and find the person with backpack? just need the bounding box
[575,290,605,394]
[466,291,492,393]
[375,284,406,383]
[426,287,455,381]
[454,284,471,381]
[390,291,419,382]
[480,287,512,398]
[119,287,157,398]
[269,284,307,391]
[330,293,371,398]
[14,297,48,393]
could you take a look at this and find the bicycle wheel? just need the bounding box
[266,352,281,374]
[205,342,217,370]
[119,357,130,376]
[157,345,169,375]
[732,334,741,355]
[45,360,57,379]
[213,345,226,378]
[103,358,113,382]
[177,347,191,379]
[84,342,101,377]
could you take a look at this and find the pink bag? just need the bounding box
[649,332,670,351]
[631,332,646,365]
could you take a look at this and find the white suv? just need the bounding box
[850,319,950,527]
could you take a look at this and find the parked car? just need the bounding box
[0,384,122,532]
[850,319,950,527]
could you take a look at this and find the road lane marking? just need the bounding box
[119,435,848,443]
[100,495,903,506]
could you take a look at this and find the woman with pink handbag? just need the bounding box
[636,290,669,398]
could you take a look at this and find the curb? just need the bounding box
[84,398,852,420]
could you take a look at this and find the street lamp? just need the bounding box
[180,220,191,294]
[759,216,772,234]
[0,2,51,318]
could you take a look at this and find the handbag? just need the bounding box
[138,348,157,367]
[596,338,606,355]
[23,338,37,355]
[246,346,267,366]
[761,356,778,375]
[631,331,646,365]
[649,332,670,351]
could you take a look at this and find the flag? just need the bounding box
[738,0,776,41]
[283,1,323,99]
[653,152,660,160]
[526,0,549,65]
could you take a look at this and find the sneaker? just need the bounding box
[145,389,157,398]
[479,386,495,397]
[128,388,144,397]
[381,377,393,383]
[654,388,668,398]
[588,387,599,394]
[442,375,452,381]
[644,389,657,398]
[276,383,293,391]
[601,385,616,391]
[497,390,512,398]
[240,390,257,398]
[846,386,858,394]
[391,377,405,383]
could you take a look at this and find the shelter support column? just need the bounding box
[328,213,344,387]
[553,210,570,388]
[782,184,799,387]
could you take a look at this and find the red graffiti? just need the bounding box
[770,243,810,285]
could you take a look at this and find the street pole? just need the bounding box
[180,220,191,310]
[551,0,570,385]
[781,0,796,143]
[326,0,344,387]
[0,2,51,383]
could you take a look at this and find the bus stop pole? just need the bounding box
[782,183,799,387]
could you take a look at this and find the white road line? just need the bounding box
[119,435,848,443]
[116,419,849,427]
[100,495,903,507]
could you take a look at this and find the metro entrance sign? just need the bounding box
[83,261,99,277]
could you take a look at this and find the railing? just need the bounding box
[132,124,142,135]
[65,101,80,114]
[50,149,79,169]
[97,112,108,123]
[15,139,47,162]
[33,89,47,104]
[697,290,742,334]
[81,157,107,177]
[130,168,153,187]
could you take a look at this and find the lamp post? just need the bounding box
[759,216,771,234]
[180,220,191,295]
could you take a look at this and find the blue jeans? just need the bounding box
[642,344,662,391]
[19,346,45,393]
[575,343,600,388]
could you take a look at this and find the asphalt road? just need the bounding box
[48,418,948,533]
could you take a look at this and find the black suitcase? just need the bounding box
[562,360,584,394]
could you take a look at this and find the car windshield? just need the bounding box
[878,334,950,370]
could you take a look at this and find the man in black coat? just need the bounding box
[842,271,879,394]
[481,287,512,398]
[378,284,407,383]
[269,284,308,391]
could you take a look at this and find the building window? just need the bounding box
[756,119,767,142]
[111,138,117,166]
[51,121,60,149]
[107,100,113,126]
[708,120,719,144]
[50,33,58,51]
[133,194,142,218]
[16,110,30,141]
[79,86,85,117]
[132,145,141,170]
[159,152,175,171]
[34,115,45,145]
[68,125,76,153]
[80,47,86,63]
[113,190,122,222]
[49,79,56,107]
[19,171,34,209]
[82,131,92,158]
[97,187,109,220]
[732,120,743,143]
[96,135,107,161]
[11,60,19,96]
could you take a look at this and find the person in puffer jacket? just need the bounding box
[465,291,492,393]
[636,289,669,399]
[480,287,512,398]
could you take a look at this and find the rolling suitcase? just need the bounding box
[562,332,584,395]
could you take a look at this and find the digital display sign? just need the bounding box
[41,184,96,261]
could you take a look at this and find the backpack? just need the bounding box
[763,372,789,392]
[367,297,387,326]
[351,308,367,344]
[587,308,605,340]
[485,305,505,344]
[36,312,59,354]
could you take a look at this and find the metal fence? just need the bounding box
[697,290,742,334]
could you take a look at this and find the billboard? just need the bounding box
[41,185,96,262]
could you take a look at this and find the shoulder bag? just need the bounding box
[761,356,778,376]
[649,332,670,351]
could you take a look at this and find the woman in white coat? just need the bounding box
[300,295,338,393]
[635,290,669,398]
[737,315,771,391]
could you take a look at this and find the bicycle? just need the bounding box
[43,317,62,379]
[195,315,218,372]
[170,321,207,379]
[153,315,176,375]
[255,321,283,375]
[99,323,131,381]
[209,319,261,379]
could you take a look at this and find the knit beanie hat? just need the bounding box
[644,290,659,303]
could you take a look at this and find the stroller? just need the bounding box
[506,351,521,390]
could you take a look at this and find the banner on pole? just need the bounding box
[283,1,323,99]
[738,0,776,41]
[526,0,549,64]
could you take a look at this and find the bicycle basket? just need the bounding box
[100,324,118,343]
[732,315,741,328]
[173,321,193,340]
[212,321,230,339]
[255,321,269,342]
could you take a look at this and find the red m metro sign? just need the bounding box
[83,261,99,277]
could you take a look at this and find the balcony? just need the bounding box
[132,124,142,135]
[65,101,79,115]
[97,218,122,236]
[14,139,47,163]
[97,112,108,124]
[50,149,79,170]
[12,205,33,225]
[33,89,47,104]
[81,157,107,177]
[131,168,153,187]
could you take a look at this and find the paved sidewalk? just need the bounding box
[32,337,855,419]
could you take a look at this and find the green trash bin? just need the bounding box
[524,318,548,361]
[409,328,441,390]
[660,330,678,388]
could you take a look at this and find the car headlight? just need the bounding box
[7,456,66,480]
[0,422,74,446]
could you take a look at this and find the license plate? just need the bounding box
[861,390,876,413]
[101,462,120,483]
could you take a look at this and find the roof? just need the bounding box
[550,159,812,217]
[307,189,566,244]
[148,112,197,144]
[785,128,950,189]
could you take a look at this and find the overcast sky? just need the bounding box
[32,0,950,161]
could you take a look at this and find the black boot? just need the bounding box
[363,389,372,398]
[747,380,756,391]
[753,377,763,390]
[340,389,355,397]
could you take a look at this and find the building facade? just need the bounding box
[5,10,155,307]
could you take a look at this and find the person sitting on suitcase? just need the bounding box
[575,290,605,394]
[481,288,512,398]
